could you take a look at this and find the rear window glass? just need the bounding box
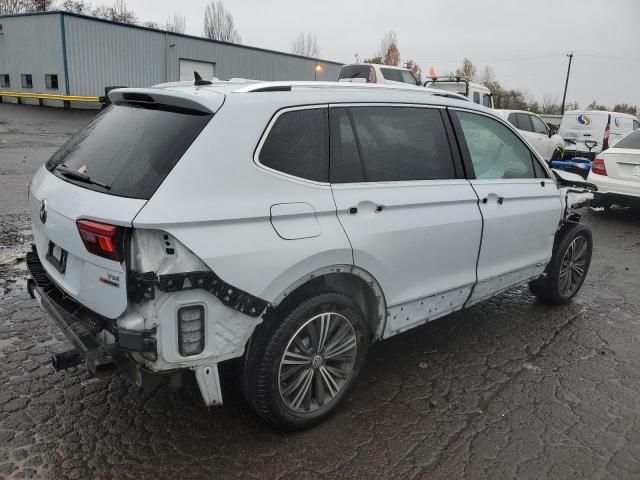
[615,130,640,149]
[46,104,212,199]
[380,68,419,85]
[338,65,371,81]
[259,108,328,182]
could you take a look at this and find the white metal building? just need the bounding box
[0,11,342,107]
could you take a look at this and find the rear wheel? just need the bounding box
[529,224,592,305]
[242,289,368,431]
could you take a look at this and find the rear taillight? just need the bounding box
[591,157,607,176]
[76,219,125,261]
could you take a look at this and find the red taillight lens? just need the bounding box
[76,219,124,261]
[591,157,607,176]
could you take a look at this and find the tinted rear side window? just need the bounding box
[46,104,212,199]
[615,130,640,149]
[515,113,533,132]
[380,68,418,85]
[331,106,456,182]
[259,108,328,182]
[338,65,371,81]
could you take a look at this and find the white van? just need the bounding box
[559,110,640,160]
[424,77,494,109]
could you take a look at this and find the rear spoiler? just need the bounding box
[107,88,222,115]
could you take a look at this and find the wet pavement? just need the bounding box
[1,103,640,479]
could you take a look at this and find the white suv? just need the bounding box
[497,109,565,161]
[27,80,594,431]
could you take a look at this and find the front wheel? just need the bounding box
[242,289,368,431]
[529,224,593,305]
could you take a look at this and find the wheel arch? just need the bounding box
[268,265,388,342]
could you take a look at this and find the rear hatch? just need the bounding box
[559,111,608,154]
[601,131,640,182]
[29,89,217,319]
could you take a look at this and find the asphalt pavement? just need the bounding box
[1,103,640,479]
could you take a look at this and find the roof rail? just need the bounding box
[232,81,468,100]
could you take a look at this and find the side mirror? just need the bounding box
[548,127,557,137]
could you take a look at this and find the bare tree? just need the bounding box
[203,1,241,43]
[541,94,562,114]
[92,0,137,24]
[455,58,477,81]
[404,60,422,83]
[165,12,186,34]
[377,31,398,58]
[142,20,160,29]
[60,0,91,14]
[24,0,53,11]
[291,33,320,58]
[0,0,27,14]
[478,65,495,86]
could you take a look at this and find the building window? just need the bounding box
[0,74,9,88]
[21,74,33,89]
[45,74,59,90]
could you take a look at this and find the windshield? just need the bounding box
[46,103,212,199]
[380,68,419,85]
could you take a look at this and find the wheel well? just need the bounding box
[273,272,385,342]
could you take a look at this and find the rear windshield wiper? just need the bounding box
[55,164,111,189]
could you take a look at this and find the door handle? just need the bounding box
[347,207,358,214]
[375,204,385,212]
[481,196,504,205]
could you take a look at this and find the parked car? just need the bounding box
[559,110,640,161]
[27,79,594,431]
[338,63,420,85]
[424,76,494,108]
[497,109,565,161]
[587,129,640,209]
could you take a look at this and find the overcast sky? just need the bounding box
[126,0,640,108]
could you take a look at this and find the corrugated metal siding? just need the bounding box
[1,12,343,105]
[64,15,166,96]
[0,15,65,106]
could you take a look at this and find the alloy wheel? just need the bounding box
[559,235,589,296]
[278,312,357,413]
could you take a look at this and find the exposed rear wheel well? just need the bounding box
[269,272,385,342]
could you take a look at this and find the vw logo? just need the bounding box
[39,199,47,224]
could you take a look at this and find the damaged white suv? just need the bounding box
[27,80,595,430]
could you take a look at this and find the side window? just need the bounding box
[482,94,492,108]
[259,108,328,182]
[329,108,364,183]
[456,111,537,180]
[515,113,533,132]
[633,120,640,131]
[331,106,456,182]
[530,115,548,135]
[507,113,518,128]
[531,153,548,178]
[473,91,480,104]
[21,74,33,89]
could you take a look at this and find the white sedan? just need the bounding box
[587,129,640,209]
[498,109,565,161]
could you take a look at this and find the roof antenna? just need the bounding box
[194,71,212,86]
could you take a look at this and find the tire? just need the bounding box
[242,288,368,431]
[529,224,593,305]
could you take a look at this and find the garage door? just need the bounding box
[179,59,216,81]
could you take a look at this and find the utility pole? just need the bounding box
[561,52,574,114]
